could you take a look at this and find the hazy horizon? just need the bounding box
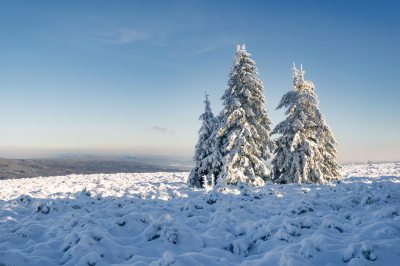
[0,148,398,165]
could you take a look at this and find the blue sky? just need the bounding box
[1,0,399,163]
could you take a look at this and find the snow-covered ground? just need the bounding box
[0,163,399,266]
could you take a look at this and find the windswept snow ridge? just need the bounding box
[0,163,400,265]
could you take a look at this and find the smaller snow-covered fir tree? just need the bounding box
[271,64,342,184]
[188,93,218,188]
[214,45,275,187]
[206,115,224,184]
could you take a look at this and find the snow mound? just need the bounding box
[0,164,399,265]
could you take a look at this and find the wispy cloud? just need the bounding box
[148,126,167,133]
[147,126,176,135]
[90,29,149,44]
[191,44,226,55]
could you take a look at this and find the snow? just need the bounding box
[1,163,400,265]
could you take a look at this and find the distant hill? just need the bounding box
[60,154,194,169]
[341,161,400,166]
[0,158,188,180]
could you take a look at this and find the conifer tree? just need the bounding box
[271,64,342,184]
[206,115,224,184]
[214,45,275,186]
[188,93,217,187]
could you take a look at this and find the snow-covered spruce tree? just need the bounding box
[188,92,218,188]
[214,45,275,187]
[271,64,342,184]
[206,115,224,184]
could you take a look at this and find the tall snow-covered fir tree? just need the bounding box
[188,92,218,188]
[271,64,342,184]
[214,45,275,187]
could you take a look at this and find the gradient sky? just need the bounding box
[1,0,399,163]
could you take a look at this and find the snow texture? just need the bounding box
[272,64,342,184]
[0,163,400,265]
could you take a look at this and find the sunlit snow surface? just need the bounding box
[1,164,400,266]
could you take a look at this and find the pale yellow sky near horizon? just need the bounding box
[1,146,399,164]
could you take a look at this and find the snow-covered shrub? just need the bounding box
[34,201,58,214]
[361,240,377,261]
[205,190,220,205]
[228,238,249,257]
[283,219,302,236]
[321,219,345,233]
[143,220,181,244]
[386,191,400,200]
[251,223,277,242]
[144,221,165,241]
[150,251,175,266]
[180,200,208,217]
[279,253,310,266]
[271,64,342,184]
[80,187,91,197]
[375,226,398,237]
[65,216,102,231]
[218,203,238,213]
[15,229,31,238]
[287,198,315,215]
[76,252,101,266]
[212,44,275,186]
[275,228,292,242]
[18,194,33,205]
[361,191,375,206]
[343,241,377,262]
[298,239,320,259]
[164,225,180,245]
[114,212,149,225]
[62,232,81,253]
[208,211,240,232]
[373,206,399,218]
[111,212,150,237]
[238,181,252,197]
[343,243,361,263]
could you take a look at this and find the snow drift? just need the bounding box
[0,163,399,265]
